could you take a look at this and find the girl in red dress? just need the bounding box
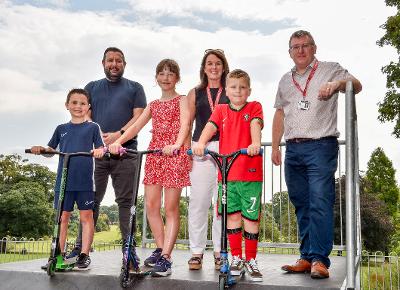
[109,59,191,276]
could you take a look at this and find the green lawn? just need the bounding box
[0,225,123,264]
[94,224,121,242]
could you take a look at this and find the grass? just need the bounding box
[93,225,121,242]
[0,225,123,264]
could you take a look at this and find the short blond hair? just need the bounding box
[227,69,251,87]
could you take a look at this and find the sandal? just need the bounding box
[214,256,222,271]
[188,255,203,270]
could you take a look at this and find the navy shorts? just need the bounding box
[54,191,94,212]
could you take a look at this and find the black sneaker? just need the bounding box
[144,248,162,267]
[66,246,81,259]
[151,254,172,277]
[76,253,91,269]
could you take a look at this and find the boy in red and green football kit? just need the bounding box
[192,69,263,282]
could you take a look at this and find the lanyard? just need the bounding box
[206,85,223,112]
[292,60,319,98]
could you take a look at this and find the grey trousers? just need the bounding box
[76,155,139,247]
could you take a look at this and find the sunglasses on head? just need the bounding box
[204,49,225,55]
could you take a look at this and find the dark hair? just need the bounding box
[289,30,315,48]
[156,59,181,81]
[66,88,90,104]
[102,47,126,65]
[227,69,251,87]
[198,50,229,90]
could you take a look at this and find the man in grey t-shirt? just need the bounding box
[271,30,362,279]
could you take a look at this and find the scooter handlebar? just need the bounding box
[187,148,263,156]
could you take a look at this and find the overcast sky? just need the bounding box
[1,0,398,205]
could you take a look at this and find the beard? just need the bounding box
[104,67,124,82]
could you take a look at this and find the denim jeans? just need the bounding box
[284,137,338,268]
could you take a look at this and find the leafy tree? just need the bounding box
[0,154,56,238]
[0,154,56,201]
[271,191,297,243]
[364,147,399,217]
[0,181,53,238]
[100,204,119,224]
[377,0,400,137]
[334,175,394,252]
[96,213,110,232]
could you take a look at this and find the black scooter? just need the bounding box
[188,148,262,290]
[117,148,161,288]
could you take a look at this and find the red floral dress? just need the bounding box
[143,95,191,188]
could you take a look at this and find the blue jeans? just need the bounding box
[284,137,338,268]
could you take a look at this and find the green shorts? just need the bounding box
[218,181,262,221]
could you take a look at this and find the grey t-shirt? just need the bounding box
[274,59,354,140]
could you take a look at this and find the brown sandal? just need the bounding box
[188,256,203,270]
[214,256,222,271]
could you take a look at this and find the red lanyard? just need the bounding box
[206,85,223,112]
[292,60,319,98]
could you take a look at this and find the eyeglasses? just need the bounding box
[289,43,314,52]
[204,49,225,55]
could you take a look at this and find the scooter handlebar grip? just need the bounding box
[187,149,209,156]
[240,148,263,155]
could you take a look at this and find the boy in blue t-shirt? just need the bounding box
[31,88,104,269]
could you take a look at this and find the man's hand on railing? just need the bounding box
[271,147,282,166]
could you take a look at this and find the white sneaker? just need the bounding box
[230,255,244,276]
[244,258,263,282]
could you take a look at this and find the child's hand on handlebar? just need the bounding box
[162,144,180,156]
[192,143,206,156]
[92,147,105,158]
[247,143,261,156]
[108,142,122,155]
[30,146,46,155]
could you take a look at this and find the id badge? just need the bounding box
[297,100,310,110]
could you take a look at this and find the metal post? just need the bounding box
[345,80,356,289]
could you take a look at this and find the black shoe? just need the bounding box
[76,253,91,269]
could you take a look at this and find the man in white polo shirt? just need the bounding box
[271,30,362,279]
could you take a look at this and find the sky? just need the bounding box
[1,0,399,206]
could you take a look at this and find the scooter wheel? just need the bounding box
[219,275,227,290]
[119,270,136,288]
[46,259,56,277]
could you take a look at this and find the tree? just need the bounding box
[377,0,400,137]
[96,213,110,232]
[364,147,399,217]
[271,191,297,243]
[0,154,56,238]
[100,204,119,224]
[334,175,394,253]
[0,181,53,238]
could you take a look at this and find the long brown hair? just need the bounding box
[197,50,229,90]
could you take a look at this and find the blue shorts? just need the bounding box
[54,191,94,212]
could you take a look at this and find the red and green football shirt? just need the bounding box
[209,101,263,182]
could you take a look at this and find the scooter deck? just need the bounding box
[130,265,153,276]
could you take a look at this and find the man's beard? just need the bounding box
[104,68,124,81]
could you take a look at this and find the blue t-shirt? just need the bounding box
[48,121,104,192]
[85,77,147,149]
